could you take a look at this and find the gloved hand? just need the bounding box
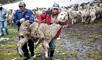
[20,18,25,23]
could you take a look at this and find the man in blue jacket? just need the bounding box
[13,2,34,60]
[13,2,34,30]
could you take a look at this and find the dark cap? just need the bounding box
[19,2,26,7]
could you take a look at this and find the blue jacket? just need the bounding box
[13,9,34,30]
[0,8,8,21]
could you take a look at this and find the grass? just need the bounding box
[84,23,102,27]
[0,23,102,60]
[6,26,18,41]
[0,25,18,43]
[88,34,102,39]
[0,25,47,60]
[86,51,102,58]
[0,25,20,60]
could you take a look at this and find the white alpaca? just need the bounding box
[57,11,68,22]
[57,11,69,27]
[30,22,61,58]
[17,21,61,59]
[17,20,31,56]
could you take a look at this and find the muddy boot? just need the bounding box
[23,52,30,60]
[31,51,36,58]
[22,43,30,60]
[31,52,34,57]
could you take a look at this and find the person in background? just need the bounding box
[38,3,68,60]
[0,4,8,37]
[13,2,35,60]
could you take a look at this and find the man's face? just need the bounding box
[19,6,26,11]
[52,8,59,15]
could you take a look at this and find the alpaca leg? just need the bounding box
[42,40,49,59]
[17,37,28,56]
[17,42,24,56]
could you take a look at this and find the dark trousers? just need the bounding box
[49,38,56,58]
[22,40,34,57]
[49,38,56,51]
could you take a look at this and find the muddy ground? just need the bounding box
[55,23,102,60]
[0,23,102,60]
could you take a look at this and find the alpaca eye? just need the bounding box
[26,25,28,26]
[20,35,24,38]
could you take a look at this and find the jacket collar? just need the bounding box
[18,9,27,13]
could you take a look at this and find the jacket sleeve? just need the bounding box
[55,20,68,38]
[28,10,35,22]
[57,20,68,25]
[38,13,47,24]
[13,10,20,25]
[3,10,8,19]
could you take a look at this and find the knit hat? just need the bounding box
[52,3,60,9]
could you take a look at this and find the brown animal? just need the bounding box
[7,9,13,25]
[95,7,102,19]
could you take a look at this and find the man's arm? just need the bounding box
[38,13,47,24]
[57,20,68,25]
[13,10,20,25]
[2,9,8,19]
[28,10,35,22]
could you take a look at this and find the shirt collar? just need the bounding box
[18,9,27,13]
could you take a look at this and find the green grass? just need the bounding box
[86,51,102,58]
[0,25,20,60]
[88,34,102,39]
[6,26,18,41]
[0,26,18,43]
[0,26,46,60]
[84,23,102,27]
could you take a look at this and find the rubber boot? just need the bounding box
[22,43,30,60]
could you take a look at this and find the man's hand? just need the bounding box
[20,18,25,23]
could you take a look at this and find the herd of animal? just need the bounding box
[61,2,102,24]
[7,2,102,26]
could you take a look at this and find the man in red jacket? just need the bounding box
[38,3,68,59]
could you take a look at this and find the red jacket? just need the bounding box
[38,11,68,38]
